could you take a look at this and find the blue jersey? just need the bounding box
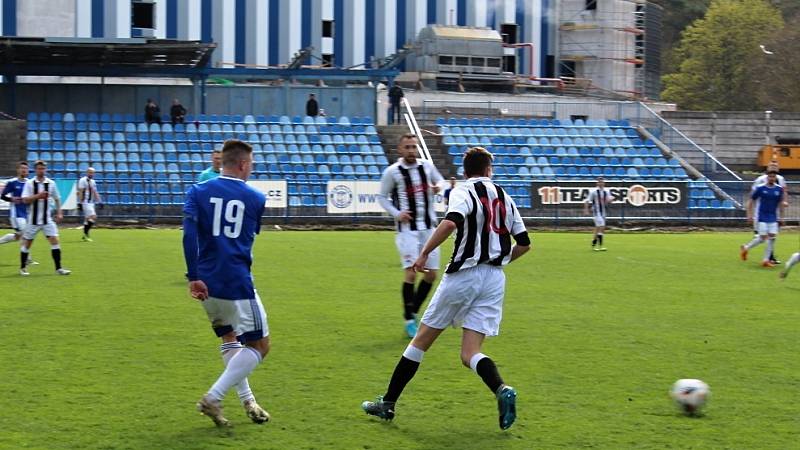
[1,178,27,219]
[751,184,783,223]
[183,176,266,300]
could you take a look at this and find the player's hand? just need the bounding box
[37,192,49,200]
[55,212,63,223]
[397,211,412,223]
[412,254,429,273]
[432,185,442,194]
[189,280,209,301]
[12,196,21,204]
[746,216,753,224]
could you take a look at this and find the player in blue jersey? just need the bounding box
[1,162,37,265]
[183,139,271,427]
[740,171,786,268]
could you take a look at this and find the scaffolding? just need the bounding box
[558,0,660,99]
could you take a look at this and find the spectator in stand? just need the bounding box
[306,94,319,117]
[388,84,404,124]
[171,99,187,125]
[145,99,162,125]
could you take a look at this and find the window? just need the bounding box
[471,57,486,67]
[455,56,469,66]
[502,56,515,72]
[561,60,576,78]
[570,115,589,122]
[321,53,334,67]
[500,24,518,45]
[322,20,334,38]
[439,55,453,65]
[586,0,597,11]
[487,58,501,68]
[131,1,155,29]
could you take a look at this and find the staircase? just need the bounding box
[0,119,26,177]
[377,124,456,179]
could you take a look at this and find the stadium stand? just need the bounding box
[26,113,385,208]
[438,117,734,210]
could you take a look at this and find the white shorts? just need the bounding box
[757,222,779,235]
[421,264,505,337]
[396,229,440,270]
[11,216,27,232]
[82,202,96,217]
[593,215,606,227]
[202,291,269,343]
[22,222,59,240]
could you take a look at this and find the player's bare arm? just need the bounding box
[22,191,48,204]
[745,198,753,223]
[412,219,456,272]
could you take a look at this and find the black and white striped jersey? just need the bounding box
[586,188,611,217]
[378,159,444,232]
[22,177,60,225]
[445,177,527,273]
[78,176,98,204]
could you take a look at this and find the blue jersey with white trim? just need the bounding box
[751,184,783,223]
[1,178,28,219]
[184,176,266,300]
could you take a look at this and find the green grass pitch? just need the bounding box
[0,229,798,449]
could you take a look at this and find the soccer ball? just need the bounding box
[670,379,710,414]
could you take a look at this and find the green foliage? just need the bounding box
[1,229,799,449]
[662,0,784,110]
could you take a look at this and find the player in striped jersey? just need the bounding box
[377,133,445,338]
[77,167,102,242]
[751,163,787,264]
[583,177,614,252]
[19,161,70,276]
[583,177,613,251]
[363,147,531,430]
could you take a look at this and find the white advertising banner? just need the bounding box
[326,180,448,214]
[247,180,288,208]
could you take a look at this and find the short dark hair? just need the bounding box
[17,161,28,167]
[397,133,417,147]
[221,139,253,167]
[463,147,493,177]
[34,160,46,168]
[767,170,779,175]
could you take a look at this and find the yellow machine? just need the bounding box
[758,138,800,170]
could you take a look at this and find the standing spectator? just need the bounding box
[145,98,161,125]
[443,177,457,207]
[198,150,222,182]
[306,94,319,117]
[388,84,404,124]
[171,98,187,125]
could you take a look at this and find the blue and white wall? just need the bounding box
[0,0,554,77]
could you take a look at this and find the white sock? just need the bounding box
[786,252,800,271]
[402,345,425,363]
[764,238,775,261]
[469,353,488,372]
[220,342,255,404]
[745,236,763,250]
[0,233,16,244]
[208,346,262,401]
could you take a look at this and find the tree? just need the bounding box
[661,0,784,110]
[748,13,800,111]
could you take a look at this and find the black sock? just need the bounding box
[475,357,505,394]
[598,234,604,246]
[402,282,415,320]
[20,251,27,269]
[592,237,597,246]
[52,248,62,270]
[384,356,420,403]
[83,223,90,236]
[413,280,433,314]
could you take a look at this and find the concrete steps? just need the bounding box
[377,124,456,179]
[0,120,27,177]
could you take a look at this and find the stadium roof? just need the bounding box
[0,37,215,76]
